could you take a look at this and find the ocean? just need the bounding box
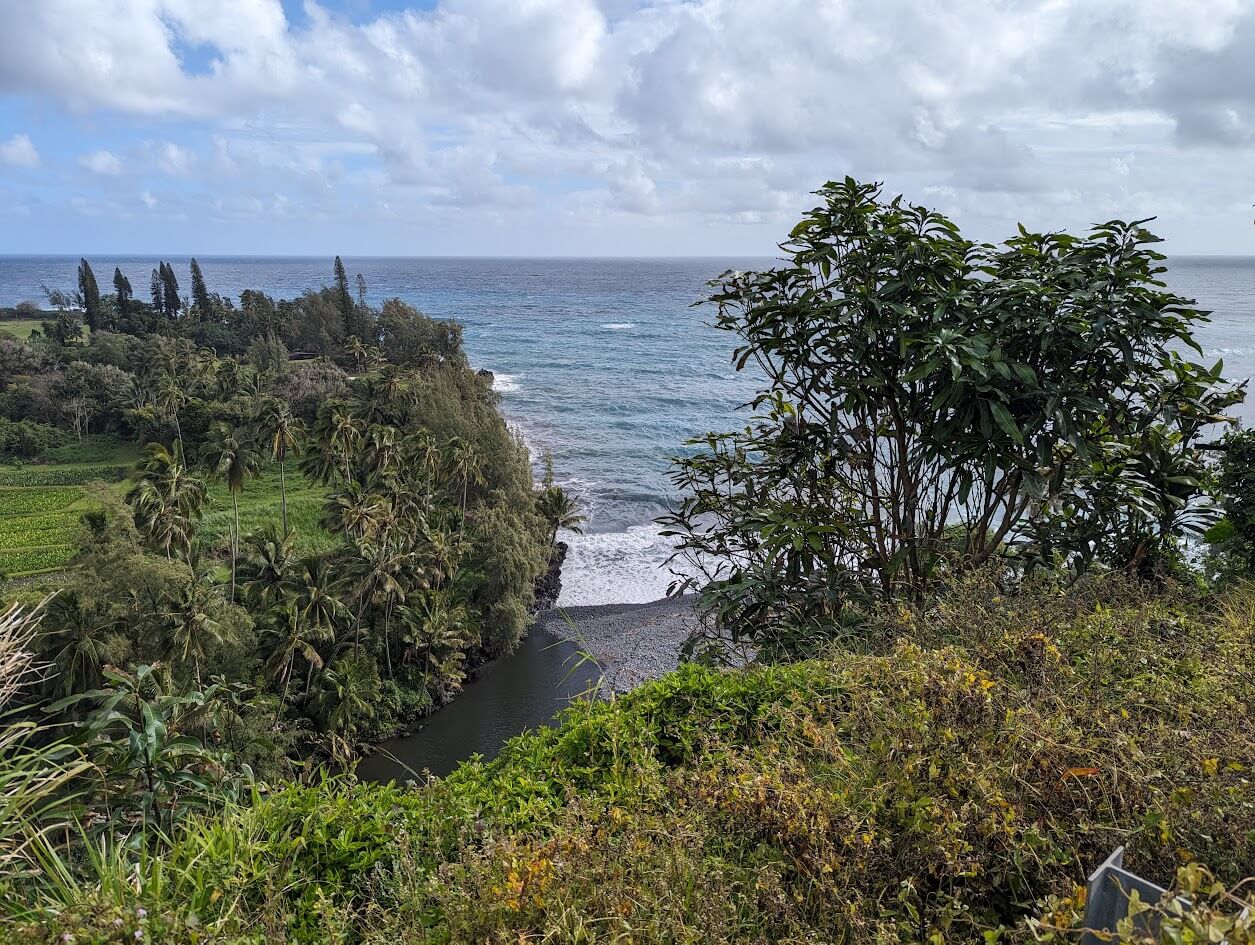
[2,255,1253,605]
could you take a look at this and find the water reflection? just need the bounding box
[355,627,601,782]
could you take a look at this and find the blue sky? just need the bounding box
[1,0,1253,256]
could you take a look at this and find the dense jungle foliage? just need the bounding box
[1,191,1253,943]
[0,256,569,788]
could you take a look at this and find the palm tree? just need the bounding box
[537,484,587,545]
[281,554,348,697]
[254,399,304,536]
[346,535,412,674]
[160,577,230,688]
[399,589,473,697]
[314,654,378,741]
[202,423,262,601]
[43,592,119,698]
[443,437,484,532]
[128,442,207,560]
[260,607,324,722]
[240,524,294,608]
[155,375,187,455]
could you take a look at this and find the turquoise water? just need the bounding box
[2,255,1253,605]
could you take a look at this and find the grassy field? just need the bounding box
[0,319,47,342]
[0,438,140,577]
[0,436,337,579]
[201,466,339,557]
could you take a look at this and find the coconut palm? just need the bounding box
[280,554,349,697]
[239,524,294,608]
[202,423,262,601]
[155,374,187,455]
[159,577,230,688]
[260,607,324,722]
[399,589,473,696]
[254,398,304,536]
[537,484,587,544]
[43,592,120,699]
[128,442,207,560]
[443,436,484,524]
[313,654,378,741]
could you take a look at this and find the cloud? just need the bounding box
[0,132,39,167]
[0,0,1253,252]
[79,150,125,175]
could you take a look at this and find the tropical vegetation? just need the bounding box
[1,191,1253,943]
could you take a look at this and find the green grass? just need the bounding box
[0,545,76,575]
[0,487,85,516]
[0,512,83,551]
[201,467,338,556]
[0,319,44,341]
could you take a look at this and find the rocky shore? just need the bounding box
[535,595,699,694]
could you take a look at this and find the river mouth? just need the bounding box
[355,625,602,782]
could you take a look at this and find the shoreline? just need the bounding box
[535,594,699,694]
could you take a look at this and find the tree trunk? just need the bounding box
[230,489,239,603]
[278,453,289,535]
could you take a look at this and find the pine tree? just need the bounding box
[160,262,181,317]
[190,257,211,316]
[333,256,353,317]
[77,258,101,331]
[113,267,132,310]
[150,268,164,311]
[356,272,367,308]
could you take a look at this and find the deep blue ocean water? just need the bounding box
[2,255,1253,604]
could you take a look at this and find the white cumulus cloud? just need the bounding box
[0,132,39,168]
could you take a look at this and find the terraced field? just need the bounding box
[0,439,337,579]
[0,442,138,577]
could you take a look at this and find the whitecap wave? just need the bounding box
[557,523,698,606]
[600,322,636,330]
[492,372,521,393]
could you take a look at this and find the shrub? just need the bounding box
[8,577,1251,943]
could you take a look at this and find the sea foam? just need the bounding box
[557,523,698,606]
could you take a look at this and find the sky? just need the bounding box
[0,0,1253,257]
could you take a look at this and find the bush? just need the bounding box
[0,419,66,459]
[9,577,1251,943]
[1207,427,1255,579]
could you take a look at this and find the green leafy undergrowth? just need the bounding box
[8,577,1254,944]
[0,465,130,487]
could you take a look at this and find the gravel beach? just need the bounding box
[535,595,700,694]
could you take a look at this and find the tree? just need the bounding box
[159,575,231,688]
[536,452,586,544]
[333,255,353,318]
[260,607,323,721]
[150,267,164,312]
[280,554,348,697]
[202,423,262,601]
[112,267,132,311]
[313,654,379,743]
[254,399,305,535]
[161,261,181,317]
[77,258,102,331]
[128,442,207,561]
[662,178,1243,653]
[240,524,294,607]
[42,592,122,699]
[190,257,211,316]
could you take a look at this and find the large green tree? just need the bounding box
[663,178,1242,654]
[77,258,102,330]
[202,423,262,601]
